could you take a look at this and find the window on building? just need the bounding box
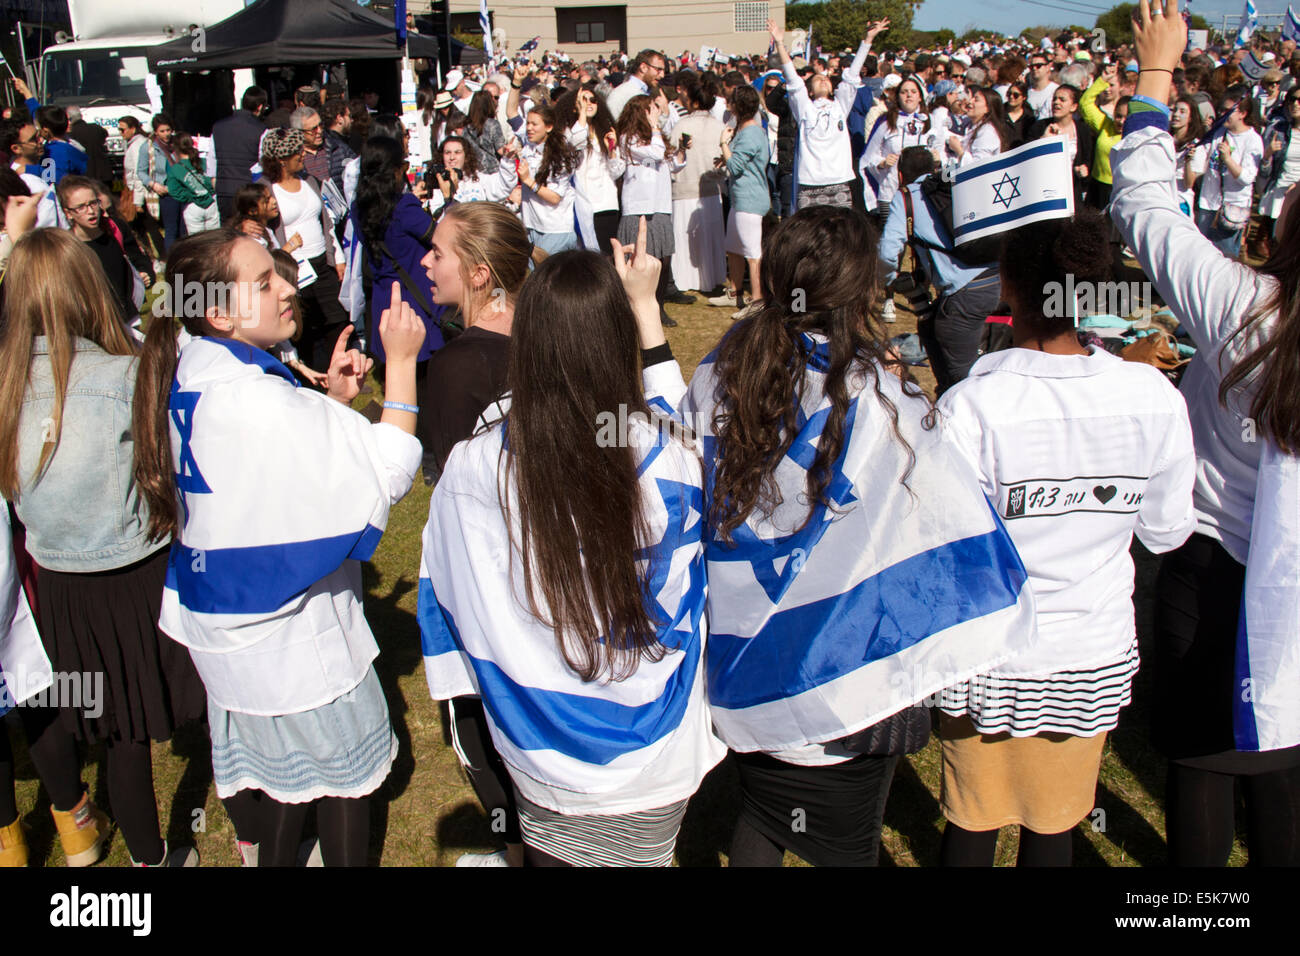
[734,1,767,33]
[575,21,606,43]
[556,6,625,46]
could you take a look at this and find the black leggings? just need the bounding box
[592,210,620,256]
[104,737,165,864]
[940,823,1072,866]
[0,705,83,827]
[449,697,520,844]
[1166,762,1300,866]
[220,789,370,866]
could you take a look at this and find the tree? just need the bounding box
[785,0,923,52]
[1094,3,1207,48]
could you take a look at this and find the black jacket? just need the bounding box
[212,109,267,199]
[69,120,112,184]
[765,86,796,173]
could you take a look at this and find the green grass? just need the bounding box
[8,291,1249,866]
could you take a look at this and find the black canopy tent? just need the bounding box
[147,0,438,72]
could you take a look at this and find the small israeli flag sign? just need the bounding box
[951,135,1075,245]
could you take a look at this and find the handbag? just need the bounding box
[116,184,138,223]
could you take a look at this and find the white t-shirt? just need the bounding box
[940,347,1196,676]
[272,181,326,259]
[1026,81,1058,121]
[1199,128,1264,211]
[1174,142,1206,214]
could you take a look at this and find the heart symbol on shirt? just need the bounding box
[1093,485,1117,504]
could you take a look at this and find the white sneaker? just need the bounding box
[707,290,738,307]
[732,303,761,320]
[882,299,897,323]
[455,850,510,867]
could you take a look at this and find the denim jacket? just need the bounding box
[13,337,167,572]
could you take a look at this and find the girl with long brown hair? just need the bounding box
[0,228,205,867]
[657,206,1034,867]
[134,227,426,866]
[1113,0,1300,866]
[506,103,581,255]
[419,220,725,866]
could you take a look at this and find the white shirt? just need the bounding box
[619,131,682,216]
[959,121,1002,167]
[502,140,576,235]
[784,40,870,187]
[1112,126,1279,563]
[1175,141,1206,214]
[940,347,1196,677]
[861,111,931,207]
[567,122,626,213]
[1199,128,1264,211]
[605,75,650,127]
[1027,81,1059,121]
[273,180,326,259]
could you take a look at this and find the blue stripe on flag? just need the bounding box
[953,198,1070,239]
[954,141,1063,185]
[168,525,383,614]
[420,587,702,765]
[1233,601,1260,750]
[707,524,1028,709]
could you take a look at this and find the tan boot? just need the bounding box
[0,819,28,867]
[50,792,111,867]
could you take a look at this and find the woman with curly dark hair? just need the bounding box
[640,205,1035,867]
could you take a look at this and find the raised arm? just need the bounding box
[835,20,887,114]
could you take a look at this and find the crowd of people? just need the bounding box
[0,0,1297,868]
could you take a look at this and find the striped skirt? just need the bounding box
[515,792,689,867]
[938,638,1140,737]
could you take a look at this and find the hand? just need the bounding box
[1131,0,1186,76]
[335,262,345,281]
[1272,134,1285,155]
[881,153,899,168]
[508,185,522,204]
[513,60,531,84]
[286,233,303,253]
[294,362,330,388]
[1075,163,1090,178]
[516,156,532,184]
[1046,122,1062,136]
[867,19,890,41]
[412,179,428,199]
[609,215,661,306]
[324,326,371,404]
[713,156,726,169]
[767,18,784,46]
[2,194,40,243]
[138,271,153,289]
[378,281,426,365]
[603,129,617,152]
[11,77,32,100]
[501,139,521,158]
[720,127,734,145]
[1218,138,1233,160]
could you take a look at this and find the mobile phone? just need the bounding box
[680,133,692,147]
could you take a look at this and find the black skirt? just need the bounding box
[35,545,205,744]
[1152,533,1300,774]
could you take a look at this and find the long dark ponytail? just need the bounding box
[708,207,931,545]
[355,136,405,260]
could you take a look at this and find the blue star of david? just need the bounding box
[169,385,212,524]
[992,172,1022,209]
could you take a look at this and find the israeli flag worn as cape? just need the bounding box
[1236,0,1258,48]
[1235,440,1300,752]
[159,337,421,716]
[418,407,727,815]
[950,135,1075,246]
[646,341,1037,754]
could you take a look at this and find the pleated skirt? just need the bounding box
[35,545,205,743]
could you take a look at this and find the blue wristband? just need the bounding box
[383,401,419,414]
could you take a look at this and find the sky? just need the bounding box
[910,0,1294,38]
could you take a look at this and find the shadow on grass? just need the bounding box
[881,756,943,866]
[676,755,741,867]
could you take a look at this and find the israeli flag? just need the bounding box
[418,409,726,813]
[1236,0,1258,48]
[1287,6,1300,44]
[159,337,421,715]
[1241,49,1269,82]
[652,346,1037,755]
[480,0,494,61]
[950,135,1075,246]
[519,35,540,53]
[0,505,51,716]
[1234,441,1300,753]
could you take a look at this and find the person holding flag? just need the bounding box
[1112,0,1300,866]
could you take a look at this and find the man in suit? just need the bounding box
[212,86,269,221]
